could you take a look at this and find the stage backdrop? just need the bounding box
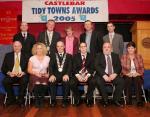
[22,0,108,23]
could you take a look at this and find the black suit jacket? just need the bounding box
[13,32,36,57]
[37,31,60,55]
[73,53,94,76]
[95,52,121,77]
[80,30,103,57]
[1,52,28,76]
[49,53,72,77]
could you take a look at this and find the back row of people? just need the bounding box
[13,20,124,58]
[1,40,144,108]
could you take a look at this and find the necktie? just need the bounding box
[81,55,86,73]
[48,32,52,44]
[107,55,112,75]
[23,33,26,40]
[14,53,20,73]
[59,53,63,63]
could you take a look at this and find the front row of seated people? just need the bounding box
[1,40,144,108]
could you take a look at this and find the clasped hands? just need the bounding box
[103,73,117,82]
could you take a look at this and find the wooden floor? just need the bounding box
[0,95,150,117]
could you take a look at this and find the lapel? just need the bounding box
[10,53,15,70]
[102,53,106,68]
[20,53,23,68]
[45,31,50,45]
[51,31,55,45]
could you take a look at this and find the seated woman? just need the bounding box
[61,26,79,55]
[28,43,50,108]
[121,41,144,106]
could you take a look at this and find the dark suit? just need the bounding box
[103,33,124,57]
[13,32,36,57]
[80,30,103,57]
[70,53,96,101]
[61,37,79,55]
[1,52,28,103]
[95,52,124,102]
[37,31,60,56]
[49,53,72,101]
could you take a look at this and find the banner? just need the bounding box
[22,0,108,23]
[0,8,17,44]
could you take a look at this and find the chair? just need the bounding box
[4,83,29,106]
[93,83,126,104]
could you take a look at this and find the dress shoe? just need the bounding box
[51,100,56,107]
[86,99,93,107]
[103,101,109,108]
[113,101,124,107]
[74,99,80,106]
[137,101,144,107]
[62,101,68,108]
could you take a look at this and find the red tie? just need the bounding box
[81,55,86,73]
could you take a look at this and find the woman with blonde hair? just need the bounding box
[28,42,50,107]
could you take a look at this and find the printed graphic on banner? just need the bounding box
[0,8,17,44]
[22,0,108,23]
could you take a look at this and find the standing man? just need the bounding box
[70,42,95,107]
[49,41,72,108]
[13,22,36,58]
[1,41,28,107]
[80,20,103,57]
[38,19,60,56]
[103,22,124,56]
[95,42,124,107]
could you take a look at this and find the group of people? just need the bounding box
[1,19,144,109]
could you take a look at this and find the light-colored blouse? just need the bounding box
[29,55,50,74]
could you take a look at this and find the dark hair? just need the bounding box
[107,22,115,26]
[84,20,93,24]
[126,41,136,48]
[79,42,87,47]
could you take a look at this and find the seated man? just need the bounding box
[49,41,72,108]
[95,42,124,107]
[1,41,28,106]
[70,42,95,107]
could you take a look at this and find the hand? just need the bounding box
[63,75,69,82]
[83,75,89,82]
[49,75,56,83]
[76,75,83,82]
[103,75,111,82]
[17,72,25,77]
[132,72,141,77]
[8,72,15,78]
[126,73,132,77]
[109,73,117,81]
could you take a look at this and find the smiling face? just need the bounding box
[46,20,55,31]
[20,22,28,32]
[13,41,22,53]
[36,45,43,56]
[127,46,136,55]
[107,23,115,33]
[79,43,87,54]
[66,28,73,37]
[84,21,93,31]
[56,41,65,53]
[103,42,112,55]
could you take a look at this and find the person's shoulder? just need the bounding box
[5,52,13,57]
[96,52,103,57]
[45,55,50,60]
[115,33,123,37]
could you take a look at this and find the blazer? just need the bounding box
[37,31,60,55]
[103,33,124,56]
[80,30,103,57]
[73,53,94,76]
[61,37,79,55]
[13,32,36,57]
[95,52,122,77]
[49,53,72,77]
[1,52,28,75]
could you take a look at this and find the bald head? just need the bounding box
[13,41,22,53]
[56,41,65,53]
